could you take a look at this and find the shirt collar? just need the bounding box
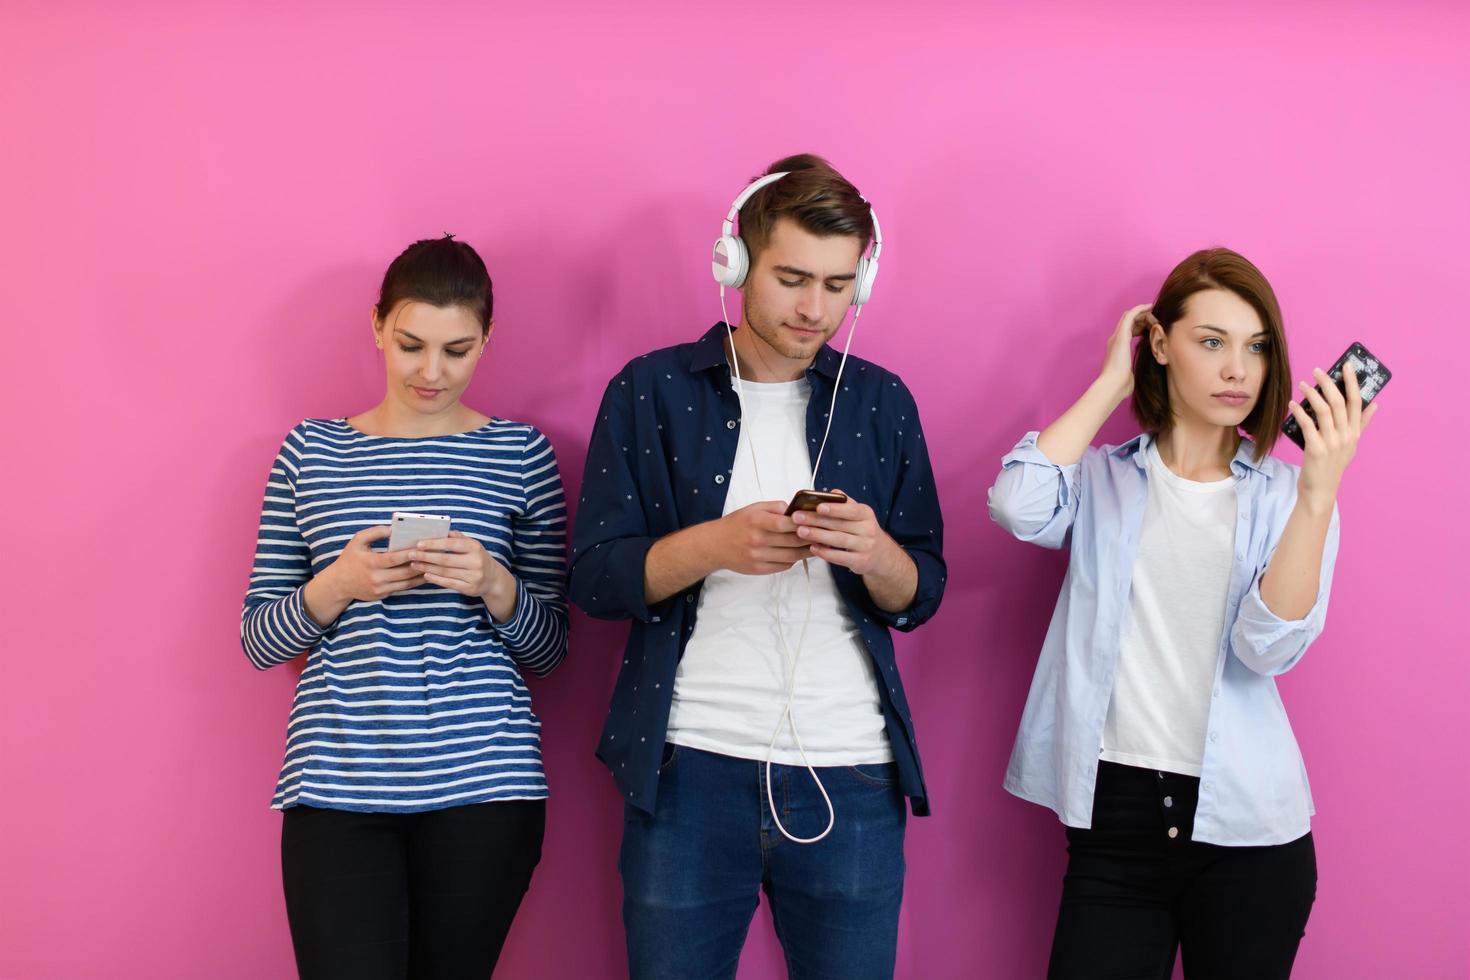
[690,322,841,379]
[1111,431,1271,477]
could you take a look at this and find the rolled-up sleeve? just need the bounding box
[569,370,659,623]
[1230,504,1340,676]
[867,381,945,632]
[987,431,1082,549]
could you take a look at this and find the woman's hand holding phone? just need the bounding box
[1288,361,1379,513]
[304,525,426,626]
[1259,362,1381,621]
[408,532,520,622]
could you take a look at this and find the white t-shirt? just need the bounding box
[666,377,893,766]
[1100,442,1237,777]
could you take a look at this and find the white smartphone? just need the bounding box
[387,512,451,552]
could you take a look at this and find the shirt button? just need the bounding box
[1167,827,1179,839]
[1209,731,1219,742]
[1163,796,1173,808]
[685,594,694,603]
[726,420,737,429]
[715,474,725,484]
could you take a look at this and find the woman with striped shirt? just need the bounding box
[242,235,568,979]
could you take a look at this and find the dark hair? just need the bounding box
[1131,247,1293,461]
[375,234,493,333]
[739,153,874,265]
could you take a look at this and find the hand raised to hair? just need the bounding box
[1100,304,1155,397]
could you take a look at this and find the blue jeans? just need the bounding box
[620,743,907,980]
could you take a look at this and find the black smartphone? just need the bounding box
[784,489,848,517]
[1281,341,1392,449]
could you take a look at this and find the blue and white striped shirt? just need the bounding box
[241,417,568,812]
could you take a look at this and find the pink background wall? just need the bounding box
[2,2,1466,977]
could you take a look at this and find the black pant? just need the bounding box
[281,800,545,980]
[1048,762,1316,980]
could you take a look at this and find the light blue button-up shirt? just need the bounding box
[988,431,1339,846]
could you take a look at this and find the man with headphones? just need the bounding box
[570,153,945,978]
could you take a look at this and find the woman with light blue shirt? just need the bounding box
[987,248,1378,980]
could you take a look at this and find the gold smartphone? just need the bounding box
[784,489,848,517]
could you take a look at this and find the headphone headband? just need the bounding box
[712,169,883,304]
[722,171,791,240]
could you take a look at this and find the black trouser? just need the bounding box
[281,800,545,980]
[1048,762,1316,980]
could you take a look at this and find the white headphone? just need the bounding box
[711,171,883,306]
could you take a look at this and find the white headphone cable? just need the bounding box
[719,287,864,844]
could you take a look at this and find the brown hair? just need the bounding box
[738,153,873,265]
[1131,248,1292,461]
[376,234,493,334]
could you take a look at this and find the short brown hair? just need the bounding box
[1131,248,1292,461]
[738,153,873,265]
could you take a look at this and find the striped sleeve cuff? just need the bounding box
[267,587,328,658]
[242,585,327,669]
[488,580,566,676]
[489,580,538,646]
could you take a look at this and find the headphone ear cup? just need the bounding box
[851,256,879,306]
[712,235,749,289]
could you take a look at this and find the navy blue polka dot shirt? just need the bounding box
[569,323,946,816]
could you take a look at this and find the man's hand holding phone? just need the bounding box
[708,501,813,575]
[788,489,903,577]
